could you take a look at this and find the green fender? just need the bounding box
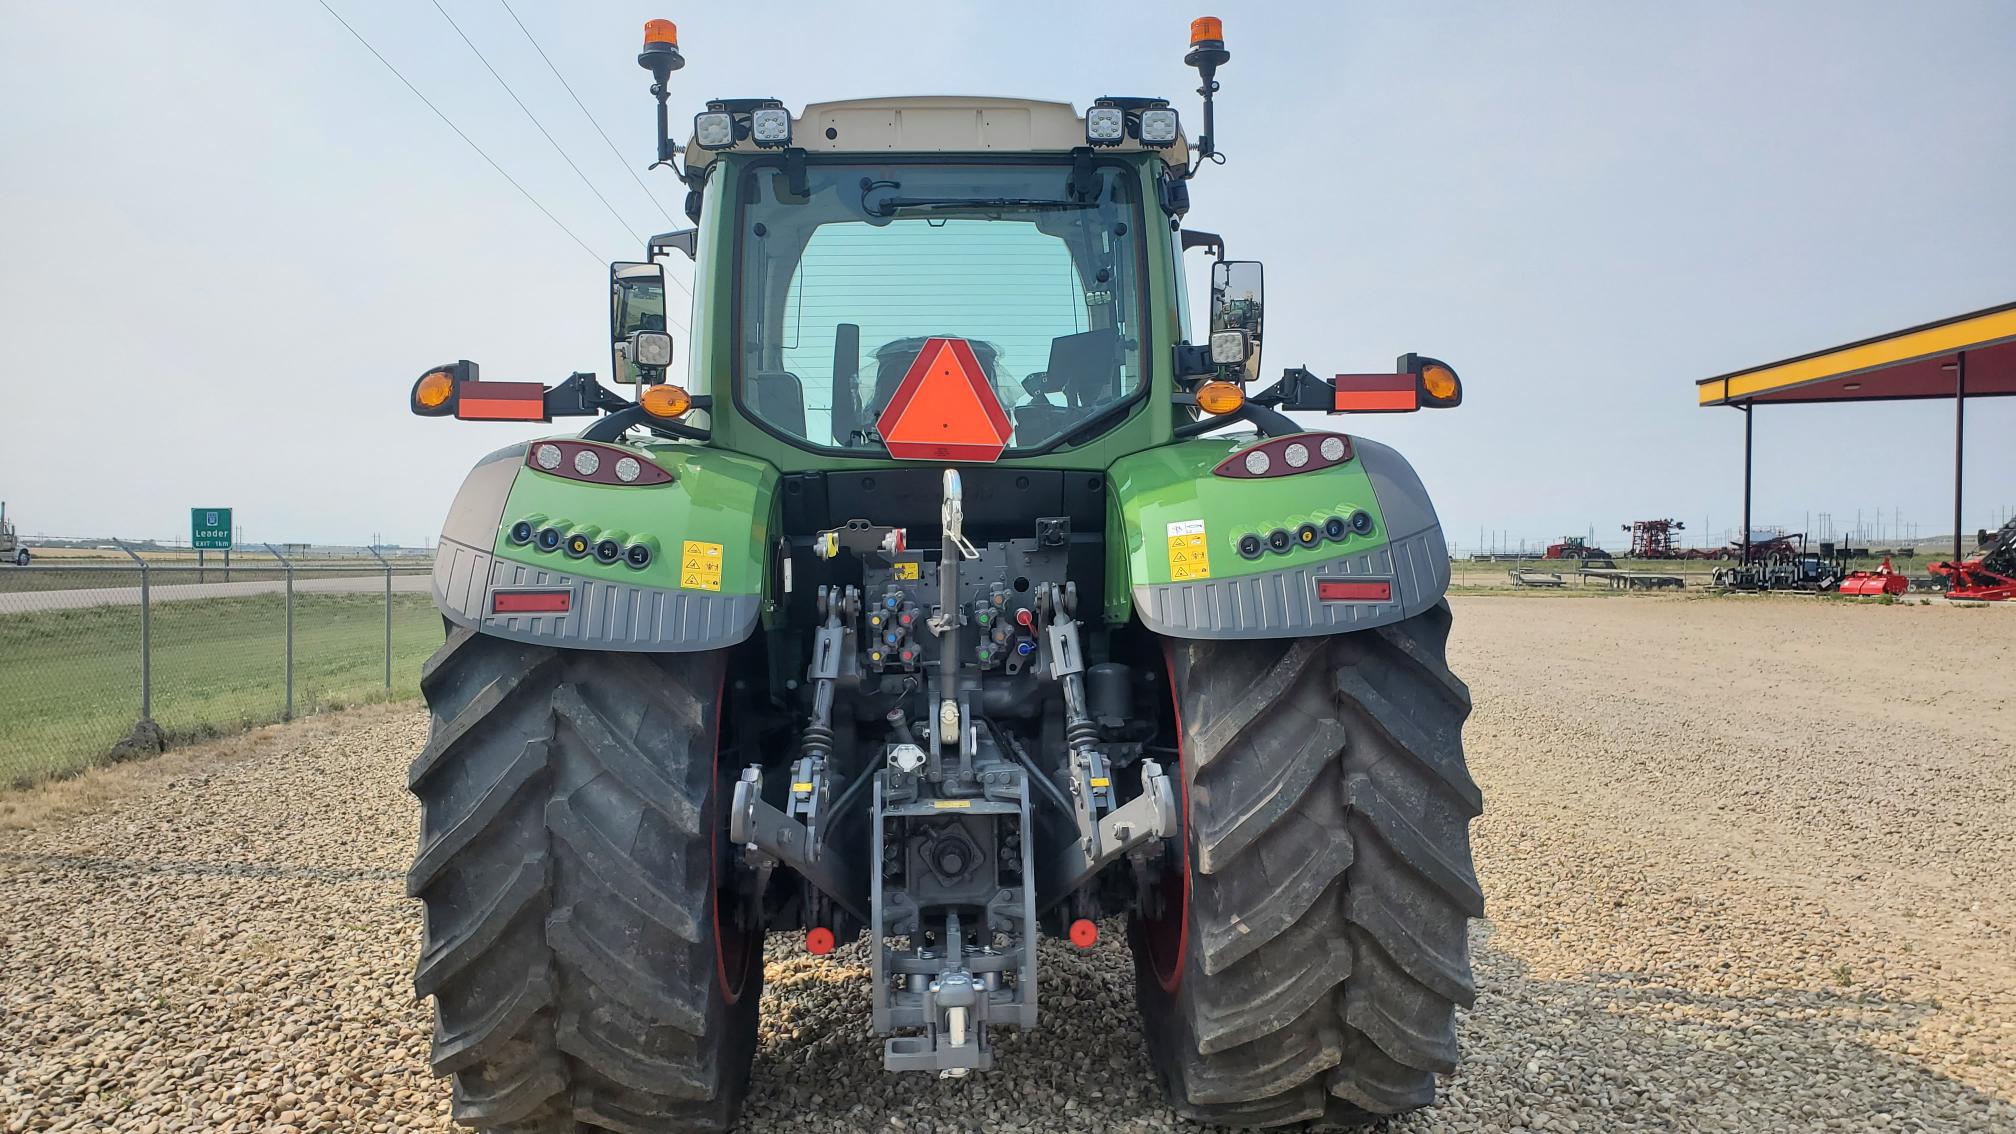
[430,439,779,651]
[1104,432,1450,637]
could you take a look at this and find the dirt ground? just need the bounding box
[1,595,2010,1132]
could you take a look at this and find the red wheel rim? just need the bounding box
[711,672,758,1004]
[1143,647,1191,993]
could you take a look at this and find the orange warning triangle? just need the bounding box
[876,338,1014,462]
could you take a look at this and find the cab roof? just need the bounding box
[681,96,1190,170]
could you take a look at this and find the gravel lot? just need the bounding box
[3,595,2011,1132]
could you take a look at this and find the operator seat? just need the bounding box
[1009,328,1123,445]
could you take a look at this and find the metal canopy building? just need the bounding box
[1698,301,2016,561]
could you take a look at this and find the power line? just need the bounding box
[427,0,645,247]
[493,0,694,299]
[496,1,676,226]
[314,0,605,266]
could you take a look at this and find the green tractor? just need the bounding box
[405,16,1479,1132]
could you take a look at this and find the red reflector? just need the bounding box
[1316,579,1392,603]
[491,589,572,614]
[806,927,836,956]
[1332,374,1418,413]
[456,381,548,421]
[1068,918,1099,949]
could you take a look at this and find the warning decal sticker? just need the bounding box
[1166,519,1210,581]
[680,540,724,591]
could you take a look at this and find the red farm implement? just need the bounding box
[1839,557,1910,597]
[1929,518,2016,601]
[1622,518,1687,559]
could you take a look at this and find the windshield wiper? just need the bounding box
[866,196,1095,218]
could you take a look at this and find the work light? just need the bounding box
[694,111,735,149]
[631,330,674,368]
[1138,108,1180,146]
[1086,106,1124,145]
[1209,330,1246,364]
[750,107,791,146]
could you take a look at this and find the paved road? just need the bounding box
[0,572,433,614]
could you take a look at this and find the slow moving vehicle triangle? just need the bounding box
[876,337,1014,462]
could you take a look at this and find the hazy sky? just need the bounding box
[2,1,2011,550]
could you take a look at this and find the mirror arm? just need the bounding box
[1171,401,1298,440]
[1171,341,1215,379]
[1239,402,1300,436]
[580,403,710,443]
[648,228,699,260]
[1179,229,1224,259]
[543,372,633,418]
[1251,366,1332,413]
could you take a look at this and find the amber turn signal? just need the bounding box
[642,19,678,47]
[1194,380,1245,416]
[1421,363,1459,402]
[640,383,692,418]
[1189,16,1223,45]
[414,370,454,409]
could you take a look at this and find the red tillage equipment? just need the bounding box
[1929,517,2016,601]
[1839,557,1910,597]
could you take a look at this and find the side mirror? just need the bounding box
[1208,260,1263,385]
[610,261,671,384]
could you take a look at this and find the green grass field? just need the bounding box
[0,592,443,789]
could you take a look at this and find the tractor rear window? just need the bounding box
[735,160,1147,452]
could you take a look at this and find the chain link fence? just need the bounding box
[0,547,441,789]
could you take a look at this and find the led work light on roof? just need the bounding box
[693,111,735,149]
[749,107,791,147]
[1138,107,1180,146]
[1085,105,1125,145]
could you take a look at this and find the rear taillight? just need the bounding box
[1212,433,1353,479]
[525,441,672,486]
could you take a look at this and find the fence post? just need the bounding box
[113,538,151,721]
[366,543,392,690]
[266,543,295,720]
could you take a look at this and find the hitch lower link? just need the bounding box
[728,758,868,926]
[1038,582,1179,895]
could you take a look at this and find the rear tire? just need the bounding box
[408,627,763,1133]
[1132,604,1482,1128]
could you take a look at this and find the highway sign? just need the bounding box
[191,507,233,550]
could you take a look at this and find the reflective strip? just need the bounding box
[456,381,547,421]
[1332,374,1418,413]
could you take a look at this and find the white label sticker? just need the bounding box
[1165,519,1210,581]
